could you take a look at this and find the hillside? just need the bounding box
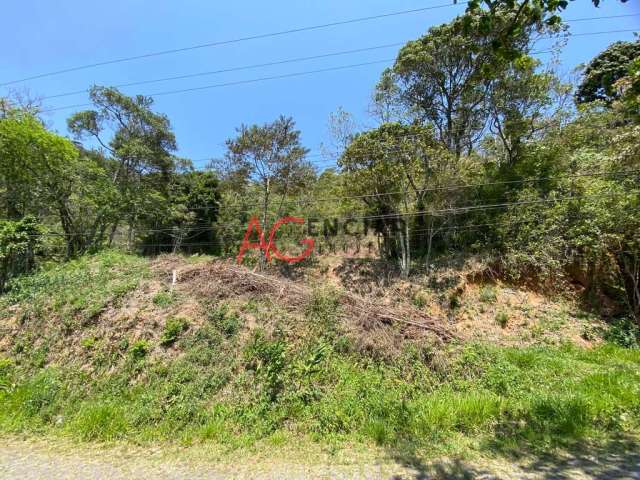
[1,251,639,471]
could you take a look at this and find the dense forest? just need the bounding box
[1,9,639,324]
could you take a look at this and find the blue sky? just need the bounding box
[1,0,638,170]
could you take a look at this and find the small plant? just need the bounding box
[152,291,175,308]
[208,304,241,337]
[160,317,190,346]
[81,337,98,349]
[118,338,129,352]
[412,291,429,309]
[449,292,462,310]
[244,330,287,401]
[495,311,509,329]
[604,318,640,349]
[306,289,341,336]
[479,285,497,304]
[0,358,13,392]
[130,340,150,360]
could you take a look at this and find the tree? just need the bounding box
[67,86,178,247]
[0,110,115,257]
[222,116,312,264]
[140,171,221,254]
[487,54,570,165]
[465,0,630,60]
[387,11,541,159]
[340,123,455,276]
[576,40,640,105]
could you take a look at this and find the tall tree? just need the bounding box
[387,11,541,159]
[222,116,312,263]
[67,86,178,246]
[0,110,116,256]
[576,40,640,105]
[340,123,455,276]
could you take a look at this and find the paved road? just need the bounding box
[1,440,639,479]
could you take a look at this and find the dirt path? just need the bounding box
[1,439,639,479]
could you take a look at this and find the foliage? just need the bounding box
[576,40,640,105]
[465,0,629,61]
[141,171,221,255]
[0,216,41,291]
[160,317,190,346]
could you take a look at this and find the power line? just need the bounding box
[41,43,406,101]
[39,27,638,114]
[40,59,395,113]
[38,13,639,102]
[26,173,637,239]
[0,1,468,87]
[190,169,640,213]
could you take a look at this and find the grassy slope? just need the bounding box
[0,251,639,461]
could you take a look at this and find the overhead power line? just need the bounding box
[39,13,639,102]
[39,27,638,114]
[41,59,396,112]
[41,43,406,100]
[26,170,638,238]
[0,1,468,87]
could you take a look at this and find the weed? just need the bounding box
[152,291,175,308]
[496,311,509,328]
[208,304,241,337]
[244,330,287,401]
[412,291,429,309]
[81,337,98,350]
[130,340,150,360]
[160,317,190,346]
[479,285,497,303]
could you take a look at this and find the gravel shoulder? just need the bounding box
[1,437,639,479]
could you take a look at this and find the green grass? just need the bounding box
[0,253,639,457]
[0,250,148,327]
[1,340,638,452]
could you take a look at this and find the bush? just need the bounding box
[160,317,190,347]
[496,311,509,328]
[0,216,41,292]
[604,318,640,349]
[129,340,150,360]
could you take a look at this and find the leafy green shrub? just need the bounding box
[496,311,509,328]
[604,318,640,348]
[0,216,41,292]
[208,304,241,337]
[129,340,150,360]
[160,317,190,346]
[479,285,497,303]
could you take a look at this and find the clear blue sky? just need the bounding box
[1,0,638,169]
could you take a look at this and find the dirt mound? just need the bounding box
[154,258,455,345]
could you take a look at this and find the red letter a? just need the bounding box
[236,217,267,264]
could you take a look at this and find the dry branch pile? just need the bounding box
[162,259,455,343]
